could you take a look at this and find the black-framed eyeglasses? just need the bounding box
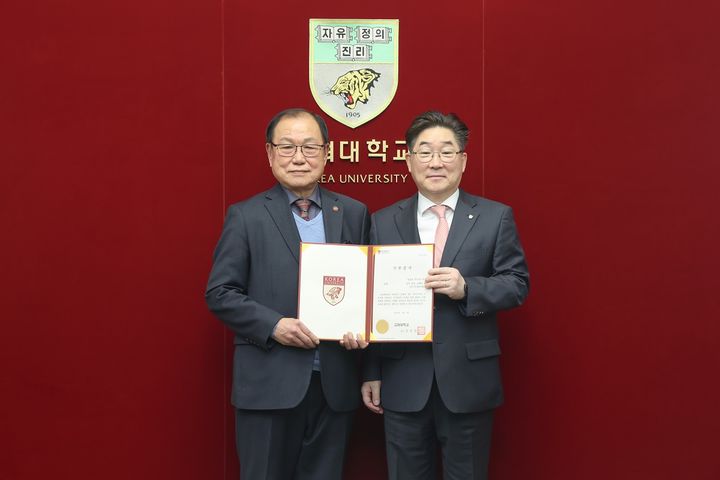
[271,143,326,158]
[411,150,463,163]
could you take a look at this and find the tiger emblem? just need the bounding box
[330,68,381,110]
[326,286,342,301]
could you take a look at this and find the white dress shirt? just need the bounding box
[417,189,460,244]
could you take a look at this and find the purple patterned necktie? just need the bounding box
[295,199,311,220]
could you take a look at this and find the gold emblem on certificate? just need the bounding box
[323,275,346,306]
[375,319,389,334]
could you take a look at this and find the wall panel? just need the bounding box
[1,1,226,478]
[2,0,718,479]
[484,1,720,478]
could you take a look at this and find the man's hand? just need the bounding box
[425,267,466,300]
[340,332,369,350]
[361,380,383,414]
[272,317,319,348]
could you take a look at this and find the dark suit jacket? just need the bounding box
[365,190,529,414]
[206,183,370,412]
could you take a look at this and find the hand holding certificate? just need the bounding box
[297,242,434,342]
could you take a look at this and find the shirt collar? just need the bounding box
[282,185,322,207]
[417,189,460,215]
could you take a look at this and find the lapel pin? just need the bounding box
[332,206,339,212]
[468,214,474,219]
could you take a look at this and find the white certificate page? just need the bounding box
[297,243,369,340]
[371,244,434,342]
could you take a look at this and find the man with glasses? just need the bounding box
[361,111,529,480]
[206,108,370,479]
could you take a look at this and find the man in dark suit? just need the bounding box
[206,108,370,480]
[362,111,529,480]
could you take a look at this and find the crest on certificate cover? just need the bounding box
[323,276,346,306]
[309,19,399,128]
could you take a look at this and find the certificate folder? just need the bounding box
[298,242,434,342]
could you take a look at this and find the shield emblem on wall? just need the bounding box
[309,19,399,129]
[323,275,346,306]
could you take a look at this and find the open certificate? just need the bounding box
[297,242,434,342]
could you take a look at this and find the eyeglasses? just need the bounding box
[411,149,463,163]
[271,143,326,158]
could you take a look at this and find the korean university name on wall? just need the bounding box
[320,137,409,185]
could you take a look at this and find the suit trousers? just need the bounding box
[383,379,494,480]
[235,372,353,480]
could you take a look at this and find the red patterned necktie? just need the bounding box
[429,205,449,267]
[295,199,311,220]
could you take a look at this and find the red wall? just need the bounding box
[2,1,226,478]
[485,1,720,478]
[2,0,719,479]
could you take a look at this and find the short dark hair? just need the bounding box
[405,111,470,151]
[265,108,329,144]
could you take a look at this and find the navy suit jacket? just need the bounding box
[206,183,370,412]
[365,190,529,413]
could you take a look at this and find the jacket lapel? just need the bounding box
[441,190,479,266]
[264,183,301,263]
[394,194,421,244]
[320,187,343,244]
